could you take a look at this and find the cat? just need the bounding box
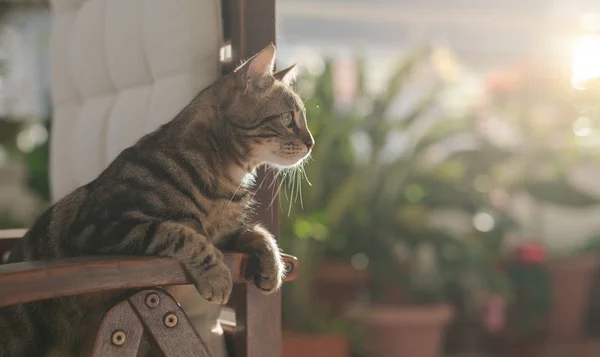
[0,43,313,357]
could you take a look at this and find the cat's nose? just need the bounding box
[304,138,314,150]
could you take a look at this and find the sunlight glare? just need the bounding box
[571,35,600,89]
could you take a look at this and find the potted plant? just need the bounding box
[279,45,457,356]
[303,46,512,357]
[362,230,455,357]
[279,44,552,357]
[478,61,600,355]
[341,49,524,357]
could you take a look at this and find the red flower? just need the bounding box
[514,243,545,263]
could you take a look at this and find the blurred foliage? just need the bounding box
[280,48,600,334]
[281,46,508,332]
[23,118,51,202]
[0,119,24,159]
[582,233,600,338]
[0,210,28,229]
[0,117,51,202]
[481,63,600,210]
[505,263,551,342]
[0,116,51,229]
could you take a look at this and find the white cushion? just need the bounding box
[49,0,222,198]
[48,1,227,355]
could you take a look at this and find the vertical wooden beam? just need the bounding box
[221,1,280,357]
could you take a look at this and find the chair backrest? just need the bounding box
[48,0,223,201]
[47,0,228,355]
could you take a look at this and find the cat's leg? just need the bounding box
[145,222,233,304]
[229,224,284,294]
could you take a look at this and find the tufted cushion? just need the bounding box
[49,0,222,199]
[48,0,227,355]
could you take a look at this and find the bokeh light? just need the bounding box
[572,116,593,137]
[473,212,495,232]
[351,253,369,271]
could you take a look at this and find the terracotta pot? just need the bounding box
[511,340,595,357]
[282,332,349,357]
[365,304,453,357]
[546,255,599,341]
[379,283,404,304]
[511,341,545,357]
[313,261,370,315]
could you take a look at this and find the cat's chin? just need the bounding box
[265,156,310,170]
[254,150,311,171]
[237,158,303,177]
[268,162,301,170]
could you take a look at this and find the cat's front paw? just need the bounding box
[234,225,285,294]
[243,226,284,294]
[189,258,233,304]
[253,246,284,294]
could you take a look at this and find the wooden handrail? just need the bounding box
[0,253,298,308]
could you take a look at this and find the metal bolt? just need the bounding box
[163,312,178,328]
[111,330,126,346]
[284,261,294,274]
[145,293,160,308]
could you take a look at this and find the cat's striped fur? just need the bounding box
[0,44,313,357]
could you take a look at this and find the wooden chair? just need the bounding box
[0,0,296,356]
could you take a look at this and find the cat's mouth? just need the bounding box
[259,147,311,169]
[279,150,311,168]
[252,137,313,170]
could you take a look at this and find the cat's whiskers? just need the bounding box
[286,169,295,216]
[300,158,312,187]
[268,170,288,210]
[268,169,283,189]
[227,171,254,206]
[268,170,286,220]
[279,155,312,215]
[269,170,281,222]
[298,163,307,209]
[294,168,302,214]
[247,169,272,205]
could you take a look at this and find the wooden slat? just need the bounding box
[128,288,213,357]
[0,253,298,308]
[81,298,145,357]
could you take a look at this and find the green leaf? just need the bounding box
[368,46,431,121]
[386,88,441,131]
[519,180,600,207]
[293,219,313,239]
[414,227,465,246]
[408,176,475,211]
[443,139,514,175]
[324,170,369,224]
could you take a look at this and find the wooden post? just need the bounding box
[221,1,280,357]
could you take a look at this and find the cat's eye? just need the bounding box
[281,112,294,127]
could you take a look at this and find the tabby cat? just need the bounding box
[0,44,313,357]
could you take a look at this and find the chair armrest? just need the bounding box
[0,253,299,308]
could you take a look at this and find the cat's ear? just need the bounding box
[274,64,297,85]
[235,43,276,82]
